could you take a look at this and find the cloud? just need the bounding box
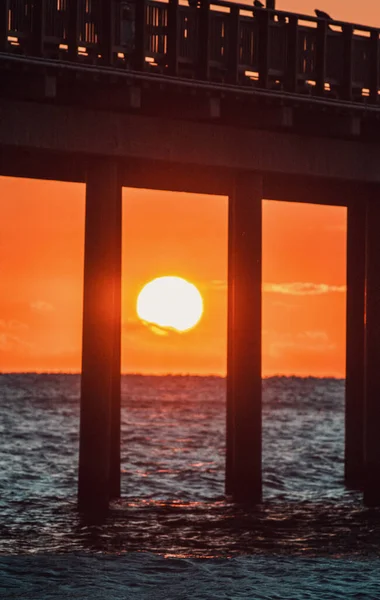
[30,301,55,313]
[302,331,329,341]
[210,280,227,291]
[210,280,345,296]
[0,319,28,332]
[122,318,143,333]
[146,323,169,336]
[140,319,186,336]
[265,330,335,358]
[0,333,32,352]
[122,318,181,338]
[0,319,32,354]
[263,282,346,296]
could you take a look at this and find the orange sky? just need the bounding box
[248,0,379,27]
[1,0,371,377]
[0,177,346,377]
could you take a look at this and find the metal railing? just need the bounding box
[1,0,379,104]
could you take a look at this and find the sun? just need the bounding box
[137,276,203,333]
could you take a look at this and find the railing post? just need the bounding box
[198,0,210,80]
[68,0,79,61]
[316,19,327,95]
[0,0,8,52]
[286,15,298,93]
[258,9,270,88]
[100,0,114,66]
[167,0,179,76]
[31,0,45,56]
[266,0,275,22]
[342,24,353,101]
[134,0,147,71]
[228,5,240,85]
[369,30,379,104]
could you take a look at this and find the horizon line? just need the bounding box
[0,371,345,380]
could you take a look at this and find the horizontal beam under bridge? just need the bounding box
[1,100,380,183]
[0,147,370,207]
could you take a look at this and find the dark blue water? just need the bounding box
[1,374,380,599]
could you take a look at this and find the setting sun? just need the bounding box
[136,276,204,333]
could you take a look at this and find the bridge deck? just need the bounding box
[1,0,380,109]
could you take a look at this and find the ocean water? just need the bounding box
[1,374,380,599]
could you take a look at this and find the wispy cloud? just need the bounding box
[265,330,335,358]
[263,283,345,296]
[0,320,32,353]
[210,280,227,290]
[122,318,182,338]
[0,333,32,352]
[210,280,345,296]
[30,301,55,313]
[0,319,28,332]
[302,331,329,341]
[122,318,143,333]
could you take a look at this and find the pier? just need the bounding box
[1,0,380,511]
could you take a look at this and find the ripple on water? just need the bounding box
[0,374,378,560]
[1,553,380,600]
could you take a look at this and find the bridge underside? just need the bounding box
[1,96,380,186]
[1,91,379,511]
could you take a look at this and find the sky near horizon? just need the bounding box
[1,0,373,377]
[0,178,346,376]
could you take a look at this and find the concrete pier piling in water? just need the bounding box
[364,199,380,507]
[345,201,366,490]
[78,159,122,513]
[109,181,122,501]
[227,175,263,504]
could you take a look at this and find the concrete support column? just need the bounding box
[225,195,236,496]
[364,197,380,506]
[109,186,122,500]
[345,201,366,489]
[226,173,263,504]
[78,158,122,513]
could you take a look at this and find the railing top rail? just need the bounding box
[4,49,380,114]
[3,0,380,113]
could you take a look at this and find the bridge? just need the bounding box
[1,0,380,514]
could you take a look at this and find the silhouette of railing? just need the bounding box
[1,0,380,104]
